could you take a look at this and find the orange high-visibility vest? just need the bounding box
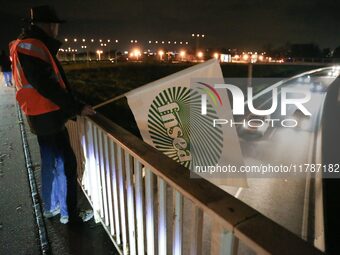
[9,38,66,116]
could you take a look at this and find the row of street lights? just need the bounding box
[126,48,214,61]
[63,38,192,45]
[148,41,189,45]
[64,38,119,43]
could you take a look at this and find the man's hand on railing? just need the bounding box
[81,105,96,116]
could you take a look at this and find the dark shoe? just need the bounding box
[68,209,94,225]
[79,210,94,222]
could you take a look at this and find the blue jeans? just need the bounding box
[37,129,78,218]
[3,72,12,86]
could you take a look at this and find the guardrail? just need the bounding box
[66,113,324,255]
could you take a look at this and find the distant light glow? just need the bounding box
[133,48,141,56]
[243,54,249,61]
[158,50,164,60]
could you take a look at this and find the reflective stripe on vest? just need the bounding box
[10,38,66,115]
[22,84,34,89]
[17,42,49,62]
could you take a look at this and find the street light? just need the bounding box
[213,52,219,59]
[133,48,141,60]
[72,49,76,61]
[96,50,103,60]
[192,33,205,51]
[180,50,186,61]
[197,51,204,59]
[243,54,249,61]
[64,38,68,42]
[82,38,86,42]
[158,50,164,60]
[81,45,88,61]
[73,38,77,42]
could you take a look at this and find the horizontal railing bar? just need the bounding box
[87,113,324,255]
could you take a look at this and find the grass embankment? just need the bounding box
[65,62,325,105]
[64,62,325,135]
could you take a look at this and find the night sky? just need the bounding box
[0,0,339,52]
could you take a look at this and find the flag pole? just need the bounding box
[92,93,126,110]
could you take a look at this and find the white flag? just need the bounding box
[126,59,247,187]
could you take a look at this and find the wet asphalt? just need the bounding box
[0,80,118,255]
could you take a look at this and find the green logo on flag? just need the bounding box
[148,86,223,168]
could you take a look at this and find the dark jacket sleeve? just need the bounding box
[18,52,84,117]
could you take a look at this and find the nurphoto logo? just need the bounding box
[200,83,312,128]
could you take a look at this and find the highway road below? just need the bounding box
[221,67,339,250]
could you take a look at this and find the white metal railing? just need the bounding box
[66,113,324,255]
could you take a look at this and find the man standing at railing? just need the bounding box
[9,5,95,224]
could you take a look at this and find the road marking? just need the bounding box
[301,93,326,241]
